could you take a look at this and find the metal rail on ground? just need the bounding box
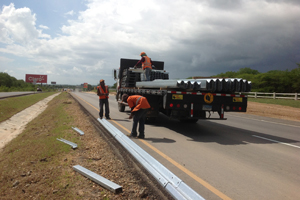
[72,127,84,135]
[97,118,205,200]
[56,138,78,149]
[73,165,122,193]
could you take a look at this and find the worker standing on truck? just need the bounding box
[97,79,111,120]
[122,94,150,139]
[134,52,153,81]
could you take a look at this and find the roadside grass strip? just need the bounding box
[0,92,58,122]
[0,92,83,199]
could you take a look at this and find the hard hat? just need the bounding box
[140,52,147,56]
[100,79,104,82]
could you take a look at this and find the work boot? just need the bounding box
[127,134,137,137]
[137,135,145,139]
[106,116,111,120]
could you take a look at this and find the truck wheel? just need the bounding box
[118,102,125,112]
[179,119,198,123]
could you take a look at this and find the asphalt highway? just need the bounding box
[0,91,36,99]
[70,91,300,200]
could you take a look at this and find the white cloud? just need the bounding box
[0,55,13,63]
[0,1,299,85]
[39,25,49,30]
[65,10,75,16]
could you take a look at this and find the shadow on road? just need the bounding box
[147,113,299,146]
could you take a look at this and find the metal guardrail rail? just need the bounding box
[73,165,122,193]
[72,127,84,135]
[97,118,205,200]
[56,138,78,149]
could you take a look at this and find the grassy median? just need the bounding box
[0,92,84,199]
[0,92,57,122]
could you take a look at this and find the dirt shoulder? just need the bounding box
[246,101,300,122]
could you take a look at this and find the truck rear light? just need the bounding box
[176,104,180,108]
[183,104,187,108]
[239,107,242,111]
[226,106,230,110]
[233,106,236,110]
[170,103,174,107]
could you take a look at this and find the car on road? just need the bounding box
[37,87,42,92]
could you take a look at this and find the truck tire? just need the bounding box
[179,119,199,123]
[118,102,125,112]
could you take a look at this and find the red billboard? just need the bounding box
[83,83,88,88]
[25,74,47,83]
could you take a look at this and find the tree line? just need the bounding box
[0,72,75,92]
[2,63,300,93]
[0,72,37,92]
[211,64,300,93]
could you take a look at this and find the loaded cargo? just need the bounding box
[113,58,251,123]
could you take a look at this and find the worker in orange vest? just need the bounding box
[97,79,111,119]
[134,52,153,81]
[122,94,150,139]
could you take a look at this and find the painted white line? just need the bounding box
[252,135,300,149]
[227,114,300,128]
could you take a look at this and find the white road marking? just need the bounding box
[226,114,300,128]
[252,135,300,149]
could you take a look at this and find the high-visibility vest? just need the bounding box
[97,85,109,99]
[127,95,150,112]
[142,56,152,70]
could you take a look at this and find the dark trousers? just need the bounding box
[144,68,151,81]
[131,109,148,137]
[99,99,110,118]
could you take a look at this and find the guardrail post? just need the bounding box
[273,92,276,99]
[255,92,257,98]
[296,93,298,101]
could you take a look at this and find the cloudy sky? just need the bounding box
[0,0,300,86]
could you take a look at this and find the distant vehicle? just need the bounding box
[37,87,42,92]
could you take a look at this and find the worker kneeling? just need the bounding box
[122,94,150,139]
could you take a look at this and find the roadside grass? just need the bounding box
[0,92,57,122]
[0,92,84,199]
[248,98,300,108]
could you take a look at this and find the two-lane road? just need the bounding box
[71,91,300,200]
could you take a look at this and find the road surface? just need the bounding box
[0,92,36,99]
[71,91,300,200]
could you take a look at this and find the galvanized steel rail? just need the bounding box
[97,118,205,200]
[56,138,78,149]
[73,165,122,193]
[72,127,84,135]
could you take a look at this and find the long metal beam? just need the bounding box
[73,165,122,193]
[97,118,205,200]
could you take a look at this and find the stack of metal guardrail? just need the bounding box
[136,78,251,92]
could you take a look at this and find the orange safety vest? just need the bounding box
[97,85,109,99]
[127,95,150,112]
[142,56,152,70]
